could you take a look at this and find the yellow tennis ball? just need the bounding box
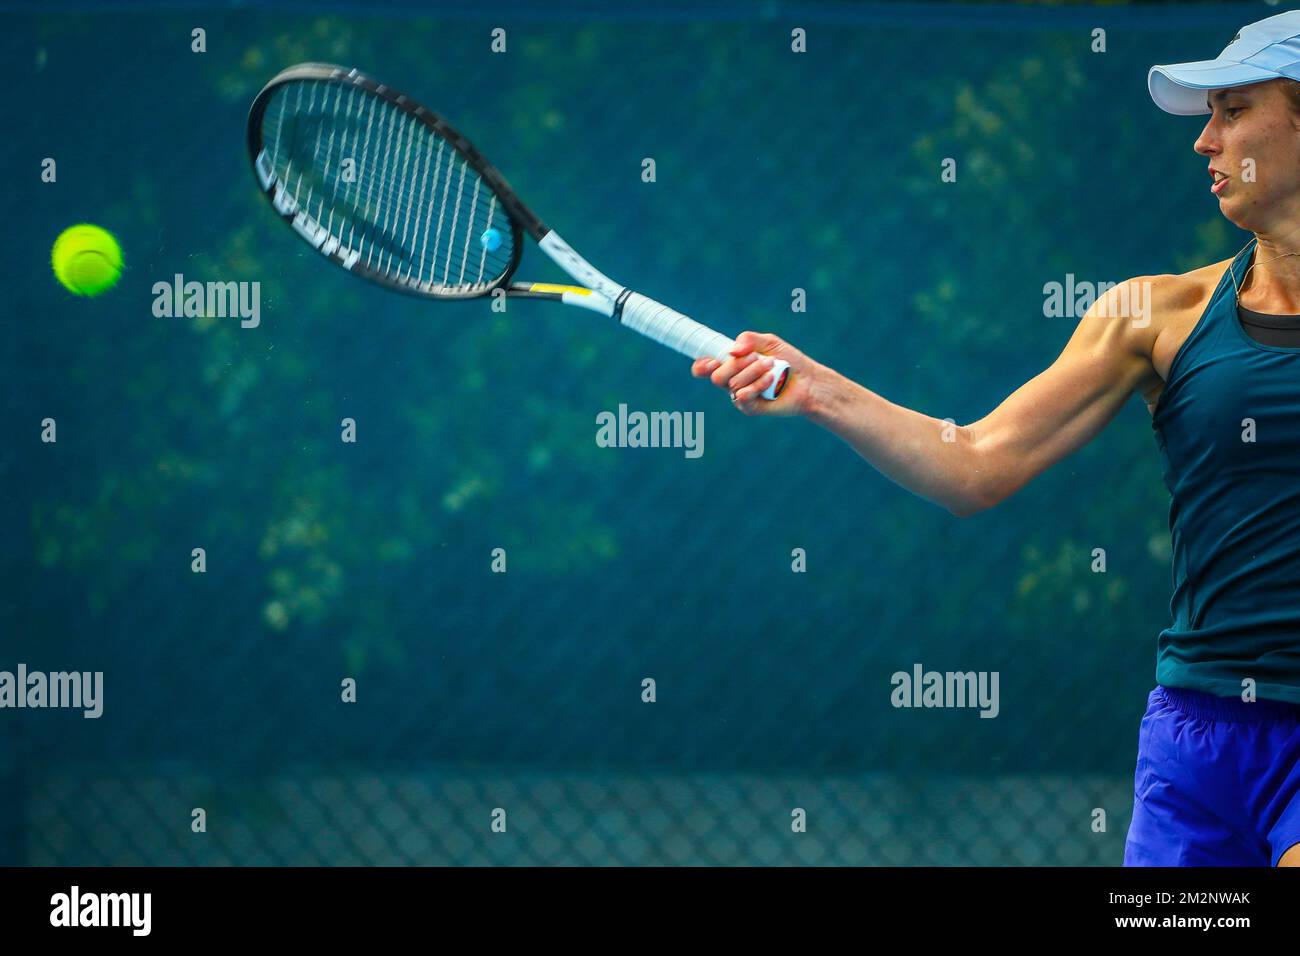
[52,224,123,297]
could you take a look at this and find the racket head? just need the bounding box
[247,63,543,300]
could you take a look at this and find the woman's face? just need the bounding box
[1195,79,1300,234]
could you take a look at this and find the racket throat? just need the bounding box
[537,231,625,303]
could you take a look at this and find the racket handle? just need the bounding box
[618,292,790,400]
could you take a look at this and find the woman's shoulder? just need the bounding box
[1146,256,1236,312]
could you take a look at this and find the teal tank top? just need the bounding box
[1152,238,1300,704]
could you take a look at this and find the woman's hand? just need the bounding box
[691,331,819,417]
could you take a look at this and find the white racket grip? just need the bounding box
[618,292,790,400]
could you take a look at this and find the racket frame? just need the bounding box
[247,62,790,398]
[248,62,537,299]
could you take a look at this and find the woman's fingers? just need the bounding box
[728,356,774,394]
[732,370,775,409]
[694,332,802,413]
[695,332,809,416]
[709,353,760,390]
[731,331,774,357]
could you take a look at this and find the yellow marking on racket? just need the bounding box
[529,283,592,295]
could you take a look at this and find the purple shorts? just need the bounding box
[1124,685,1300,866]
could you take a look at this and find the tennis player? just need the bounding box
[695,10,1300,867]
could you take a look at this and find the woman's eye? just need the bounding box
[1225,107,1244,119]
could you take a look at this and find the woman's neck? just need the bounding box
[1238,233,1300,313]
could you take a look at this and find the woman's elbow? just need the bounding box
[947,496,988,519]
[946,474,1005,518]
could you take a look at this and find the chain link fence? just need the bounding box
[4,1,1248,865]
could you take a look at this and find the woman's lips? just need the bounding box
[1212,175,1229,195]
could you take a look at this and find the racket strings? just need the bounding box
[260,79,515,294]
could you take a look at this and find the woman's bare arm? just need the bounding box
[694,277,1162,516]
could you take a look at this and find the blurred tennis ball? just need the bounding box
[480,227,503,252]
[51,223,123,297]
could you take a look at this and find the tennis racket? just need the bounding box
[246,62,789,400]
